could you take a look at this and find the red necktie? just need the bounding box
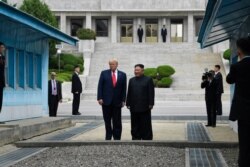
[112,72,117,87]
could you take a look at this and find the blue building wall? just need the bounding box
[0,15,49,121]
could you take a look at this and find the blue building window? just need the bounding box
[7,47,15,88]
[16,50,25,89]
[4,48,9,87]
[35,54,42,89]
[27,52,34,88]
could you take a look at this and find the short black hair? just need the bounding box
[215,65,220,69]
[236,37,250,55]
[0,42,5,46]
[134,64,144,69]
[74,65,80,69]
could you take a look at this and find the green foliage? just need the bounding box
[76,28,96,40]
[157,65,175,77]
[49,53,84,82]
[153,79,158,86]
[20,0,58,55]
[157,77,173,88]
[64,64,74,72]
[144,68,158,79]
[223,49,231,61]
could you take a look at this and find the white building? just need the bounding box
[10,0,207,44]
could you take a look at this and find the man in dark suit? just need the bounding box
[214,65,224,115]
[226,37,250,167]
[161,25,167,43]
[97,59,127,140]
[126,64,155,140]
[137,25,143,43]
[201,71,218,127]
[48,72,62,117]
[0,42,6,115]
[71,65,82,115]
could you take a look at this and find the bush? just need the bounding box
[157,77,173,88]
[61,54,79,65]
[144,68,158,78]
[157,65,175,77]
[223,49,231,61]
[76,28,96,40]
[153,79,158,86]
[64,64,74,71]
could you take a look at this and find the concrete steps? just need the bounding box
[0,117,74,147]
[82,42,230,102]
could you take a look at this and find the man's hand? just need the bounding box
[98,99,103,105]
[59,99,62,103]
[127,106,130,109]
[122,102,125,108]
[149,105,153,110]
[75,92,78,94]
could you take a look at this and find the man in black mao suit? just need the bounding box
[48,72,62,117]
[71,65,82,115]
[226,37,250,167]
[214,65,224,115]
[97,59,127,140]
[161,25,167,43]
[201,71,218,127]
[126,64,155,140]
[137,25,143,43]
[0,42,6,115]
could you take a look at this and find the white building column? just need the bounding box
[60,13,66,34]
[166,18,171,43]
[111,14,117,43]
[85,12,92,29]
[188,13,194,43]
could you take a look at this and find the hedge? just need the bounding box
[144,68,158,78]
[157,65,175,78]
[157,77,173,88]
[76,28,96,40]
[223,49,231,61]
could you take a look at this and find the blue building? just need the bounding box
[0,2,77,121]
[198,0,250,131]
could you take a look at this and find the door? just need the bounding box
[120,19,133,43]
[145,19,158,43]
[171,20,183,42]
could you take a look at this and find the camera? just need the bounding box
[202,68,209,80]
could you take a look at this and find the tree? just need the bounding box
[1,0,17,7]
[20,0,58,55]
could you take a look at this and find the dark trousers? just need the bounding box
[238,120,250,167]
[0,87,3,112]
[205,99,217,126]
[72,93,80,115]
[130,110,153,140]
[216,93,222,115]
[138,36,143,43]
[162,36,166,42]
[102,105,122,140]
[49,95,59,117]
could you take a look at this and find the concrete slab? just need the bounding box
[206,124,238,142]
[71,122,186,141]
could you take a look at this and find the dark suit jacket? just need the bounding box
[214,72,224,94]
[0,56,5,88]
[71,73,82,94]
[226,57,250,121]
[161,28,167,36]
[97,69,127,106]
[126,75,155,112]
[137,28,143,37]
[201,79,218,102]
[48,80,62,103]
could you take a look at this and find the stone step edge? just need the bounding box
[15,141,238,149]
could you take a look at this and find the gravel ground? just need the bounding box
[220,148,239,167]
[10,146,185,167]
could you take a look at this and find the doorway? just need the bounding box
[145,19,158,43]
[120,19,133,43]
[171,20,183,42]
